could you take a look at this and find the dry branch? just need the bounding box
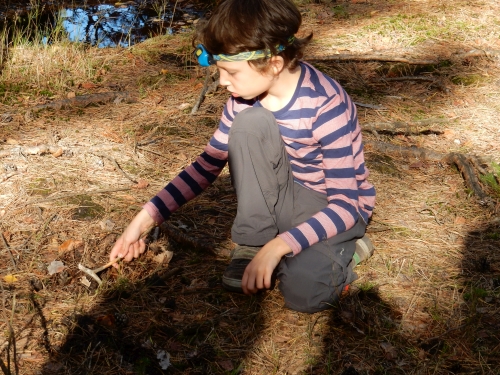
[306,49,500,65]
[31,91,137,112]
[362,118,449,134]
[25,187,132,206]
[190,70,220,115]
[365,140,497,209]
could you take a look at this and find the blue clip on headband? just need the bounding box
[194,37,294,67]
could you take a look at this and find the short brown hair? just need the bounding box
[193,0,312,71]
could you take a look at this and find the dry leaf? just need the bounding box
[380,342,398,360]
[100,219,115,232]
[6,138,19,145]
[58,239,83,254]
[153,250,174,265]
[455,216,467,225]
[178,103,190,110]
[160,69,169,75]
[409,161,423,169]
[52,148,63,158]
[96,314,115,327]
[67,92,76,99]
[20,351,44,362]
[81,82,97,89]
[135,179,149,189]
[218,360,234,371]
[273,335,290,343]
[80,276,91,287]
[4,274,18,283]
[47,260,65,275]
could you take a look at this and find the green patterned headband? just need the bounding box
[215,36,295,62]
[195,36,296,66]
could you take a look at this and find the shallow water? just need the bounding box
[1,1,206,47]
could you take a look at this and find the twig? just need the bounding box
[191,68,212,115]
[0,172,18,183]
[96,154,138,184]
[31,91,137,112]
[354,102,386,110]
[137,146,169,159]
[1,232,17,271]
[25,187,132,205]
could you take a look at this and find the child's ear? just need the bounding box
[269,56,285,76]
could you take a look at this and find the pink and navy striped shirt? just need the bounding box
[144,62,375,255]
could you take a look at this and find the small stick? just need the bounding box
[97,154,138,184]
[78,258,121,286]
[1,232,17,271]
[78,225,156,285]
[190,67,212,115]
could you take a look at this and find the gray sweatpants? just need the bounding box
[228,107,366,313]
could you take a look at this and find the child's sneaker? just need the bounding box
[222,245,261,293]
[352,235,374,267]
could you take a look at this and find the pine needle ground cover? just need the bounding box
[0,0,499,374]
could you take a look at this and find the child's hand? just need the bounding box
[241,237,291,294]
[109,209,156,267]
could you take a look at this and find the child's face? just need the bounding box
[216,60,275,100]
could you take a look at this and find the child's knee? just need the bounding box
[231,107,275,134]
[277,256,347,313]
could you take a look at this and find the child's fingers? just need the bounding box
[139,238,146,254]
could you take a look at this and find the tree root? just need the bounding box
[365,140,498,211]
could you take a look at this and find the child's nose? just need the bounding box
[218,71,230,86]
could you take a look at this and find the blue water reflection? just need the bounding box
[57,3,201,47]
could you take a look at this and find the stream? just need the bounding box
[0,0,208,47]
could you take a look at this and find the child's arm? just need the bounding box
[108,101,233,266]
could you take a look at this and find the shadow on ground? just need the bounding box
[308,217,500,374]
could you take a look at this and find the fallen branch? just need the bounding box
[306,49,500,65]
[25,187,132,206]
[365,140,497,210]
[31,91,137,112]
[362,118,449,135]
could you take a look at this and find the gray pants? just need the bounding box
[228,107,366,313]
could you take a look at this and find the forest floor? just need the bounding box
[0,0,500,374]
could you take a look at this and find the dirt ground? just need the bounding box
[1,0,499,374]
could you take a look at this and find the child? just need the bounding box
[109,0,375,313]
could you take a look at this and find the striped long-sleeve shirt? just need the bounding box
[144,62,376,255]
